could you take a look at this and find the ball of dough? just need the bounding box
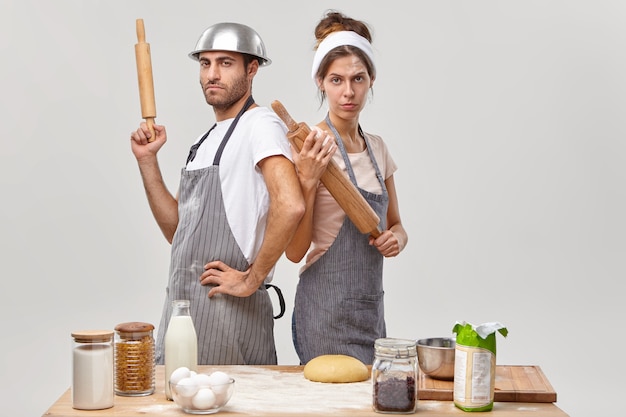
[303,354,370,383]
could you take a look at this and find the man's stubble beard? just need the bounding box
[204,72,250,112]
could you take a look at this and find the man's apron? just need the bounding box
[292,115,389,365]
[155,96,277,365]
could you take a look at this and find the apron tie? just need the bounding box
[265,283,286,319]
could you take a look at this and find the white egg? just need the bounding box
[213,390,228,406]
[169,366,191,385]
[192,372,212,386]
[189,370,197,378]
[192,388,216,410]
[175,377,199,398]
[208,371,231,395]
[176,394,193,409]
[208,371,230,385]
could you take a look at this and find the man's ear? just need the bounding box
[247,59,259,77]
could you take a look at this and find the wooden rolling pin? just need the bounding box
[135,19,156,142]
[272,100,381,238]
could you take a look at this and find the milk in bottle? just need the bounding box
[164,299,198,400]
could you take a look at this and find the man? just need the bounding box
[130,22,304,365]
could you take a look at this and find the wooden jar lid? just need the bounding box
[71,330,114,343]
[114,322,155,338]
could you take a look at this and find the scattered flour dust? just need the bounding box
[136,403,179,414]
[223,367,372,414]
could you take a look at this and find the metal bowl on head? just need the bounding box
[188,22,271,66]
[416,337,456,380]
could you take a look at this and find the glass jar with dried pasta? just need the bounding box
[114,322,155,396]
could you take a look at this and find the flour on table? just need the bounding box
[136,403,178,414]
[224,367,372,414]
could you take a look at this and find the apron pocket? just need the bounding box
[341,292,385,344]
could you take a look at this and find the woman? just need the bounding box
[287,11,408,365]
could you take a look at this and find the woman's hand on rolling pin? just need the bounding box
[130,122,167,161]
[292,126,336,190]
[369,230,401,258]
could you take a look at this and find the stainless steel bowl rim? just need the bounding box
[417,337,456,380]
[417,337,456,348]
[189,22,271,66]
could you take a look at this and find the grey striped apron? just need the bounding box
[155,96,277,365]
[292,115,389,365]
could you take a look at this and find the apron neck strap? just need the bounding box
[213,95,255,166]
[185,95,255,166]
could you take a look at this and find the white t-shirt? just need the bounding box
[184,107,291,274]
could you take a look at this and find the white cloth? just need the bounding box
[311,31,376,83]
[185,107,291,274]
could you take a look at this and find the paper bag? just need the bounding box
[452,321,508,412]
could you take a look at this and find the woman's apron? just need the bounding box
[292,115,389,365]
[155,96,277,365]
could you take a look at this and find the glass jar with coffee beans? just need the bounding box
[372,338,418,414]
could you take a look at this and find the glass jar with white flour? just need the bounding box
[71,330,114,410]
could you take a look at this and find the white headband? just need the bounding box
[311,31,375,84]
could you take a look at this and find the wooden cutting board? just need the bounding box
[419,365,557,402]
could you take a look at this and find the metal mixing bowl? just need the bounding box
[416,337,456,380]
[188,22,271,65]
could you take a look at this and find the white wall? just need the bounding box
[1,1,623,416]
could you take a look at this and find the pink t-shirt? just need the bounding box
[301,132,397,273]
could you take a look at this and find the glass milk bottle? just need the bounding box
[164,299,198,400]
[71,330,114,410]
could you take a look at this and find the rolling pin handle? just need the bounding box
[136,19,146,43]
[271,101,299,132]
[146,117,155,141]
